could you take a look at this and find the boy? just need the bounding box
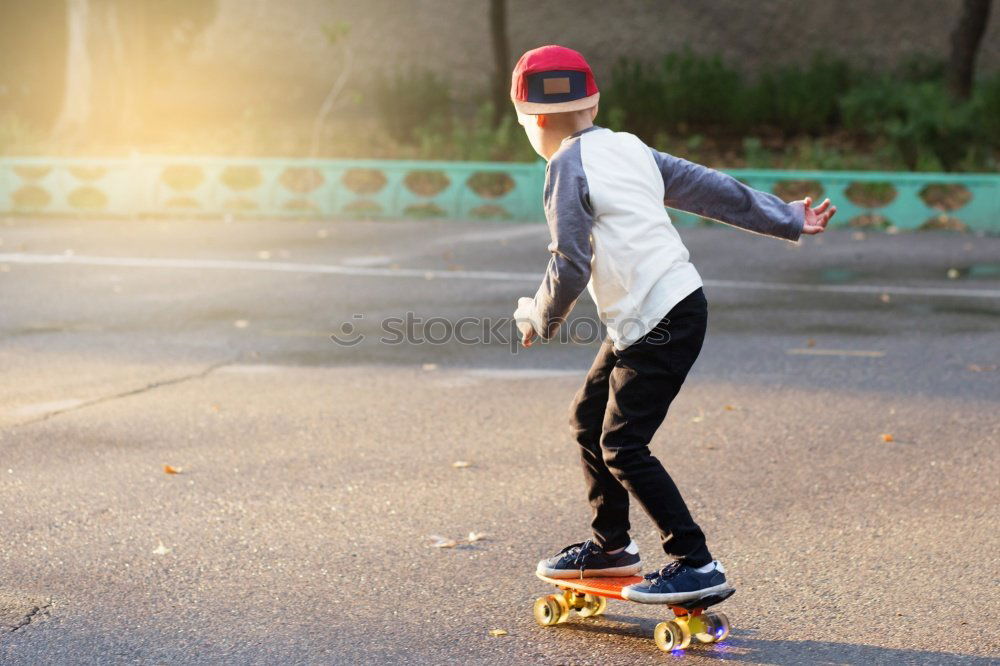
[510,45,836,603]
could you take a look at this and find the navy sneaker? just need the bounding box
[622,560,729,604]
[536,539,642,578]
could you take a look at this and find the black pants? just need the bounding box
[569,288,712,567]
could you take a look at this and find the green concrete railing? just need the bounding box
[1,156,998,231]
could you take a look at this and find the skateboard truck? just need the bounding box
[534,573,735,653]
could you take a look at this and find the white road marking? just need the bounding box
[464,368,584,379]
[429,368,586,389]
[705,279,1000,299]
[430,226,548,246]
[261,328,330,338]
[1,252,999,299]
[0,252,535,282]
[218,364,286,374]
[341,255,392,267]
[786,348,886,358]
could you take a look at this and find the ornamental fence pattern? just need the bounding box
[1,157,998,231]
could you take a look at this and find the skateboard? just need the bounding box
[534,573,735,652]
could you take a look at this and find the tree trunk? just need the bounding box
[489,0,510,127]
[52,0,215,146]
[947,0,993,99]
[53,0,92,135]
[115,0,143,141]
[53,0,126,140]
[99,0,127,136]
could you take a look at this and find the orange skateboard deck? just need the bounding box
[537,574,643,600]
[534,572,735,652]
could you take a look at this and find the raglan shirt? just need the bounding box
[523,125,804,350]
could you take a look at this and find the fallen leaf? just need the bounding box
[946,268,960,279]
[881,433,894,442]
[691,410,705,423]
[152,541,171,555]
[428,535,457,548]
[452,460,471,468]
[724,405,736,411]
[967,364,998,372]
[488,629,508,637]
[806,338,816,347]
[467,531,487,543]
[163,465,182,475]
[233,319,249,329]
[422,363,438,371]
[879,293,891,303]
[257,250,272,260]
[851,231,866,241]
[210,404,221,412]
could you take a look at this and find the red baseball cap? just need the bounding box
[510,45,599,115]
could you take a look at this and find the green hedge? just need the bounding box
[601,51,999,172]
[369,50,999,171]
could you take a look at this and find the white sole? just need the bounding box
[621,581,732,604]
[536,561,643,579]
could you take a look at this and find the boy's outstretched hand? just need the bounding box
[801,196,837,235]
[514,296,537,348]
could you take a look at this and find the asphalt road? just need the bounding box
[0,217,998,665]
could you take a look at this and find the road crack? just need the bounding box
[0,595,51,635]
[9,359,235,429]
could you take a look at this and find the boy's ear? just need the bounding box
[590,105,599,121]
[536,114,548,128]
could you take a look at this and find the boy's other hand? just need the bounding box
[514,296,537,348]
[518,321,536,347]
[800,196,837,235]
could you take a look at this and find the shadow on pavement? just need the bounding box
[558,615,993,664]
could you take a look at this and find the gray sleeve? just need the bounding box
[529,142,594,339]
[650,149,804,241]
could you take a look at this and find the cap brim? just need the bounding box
[512,92,599,115]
